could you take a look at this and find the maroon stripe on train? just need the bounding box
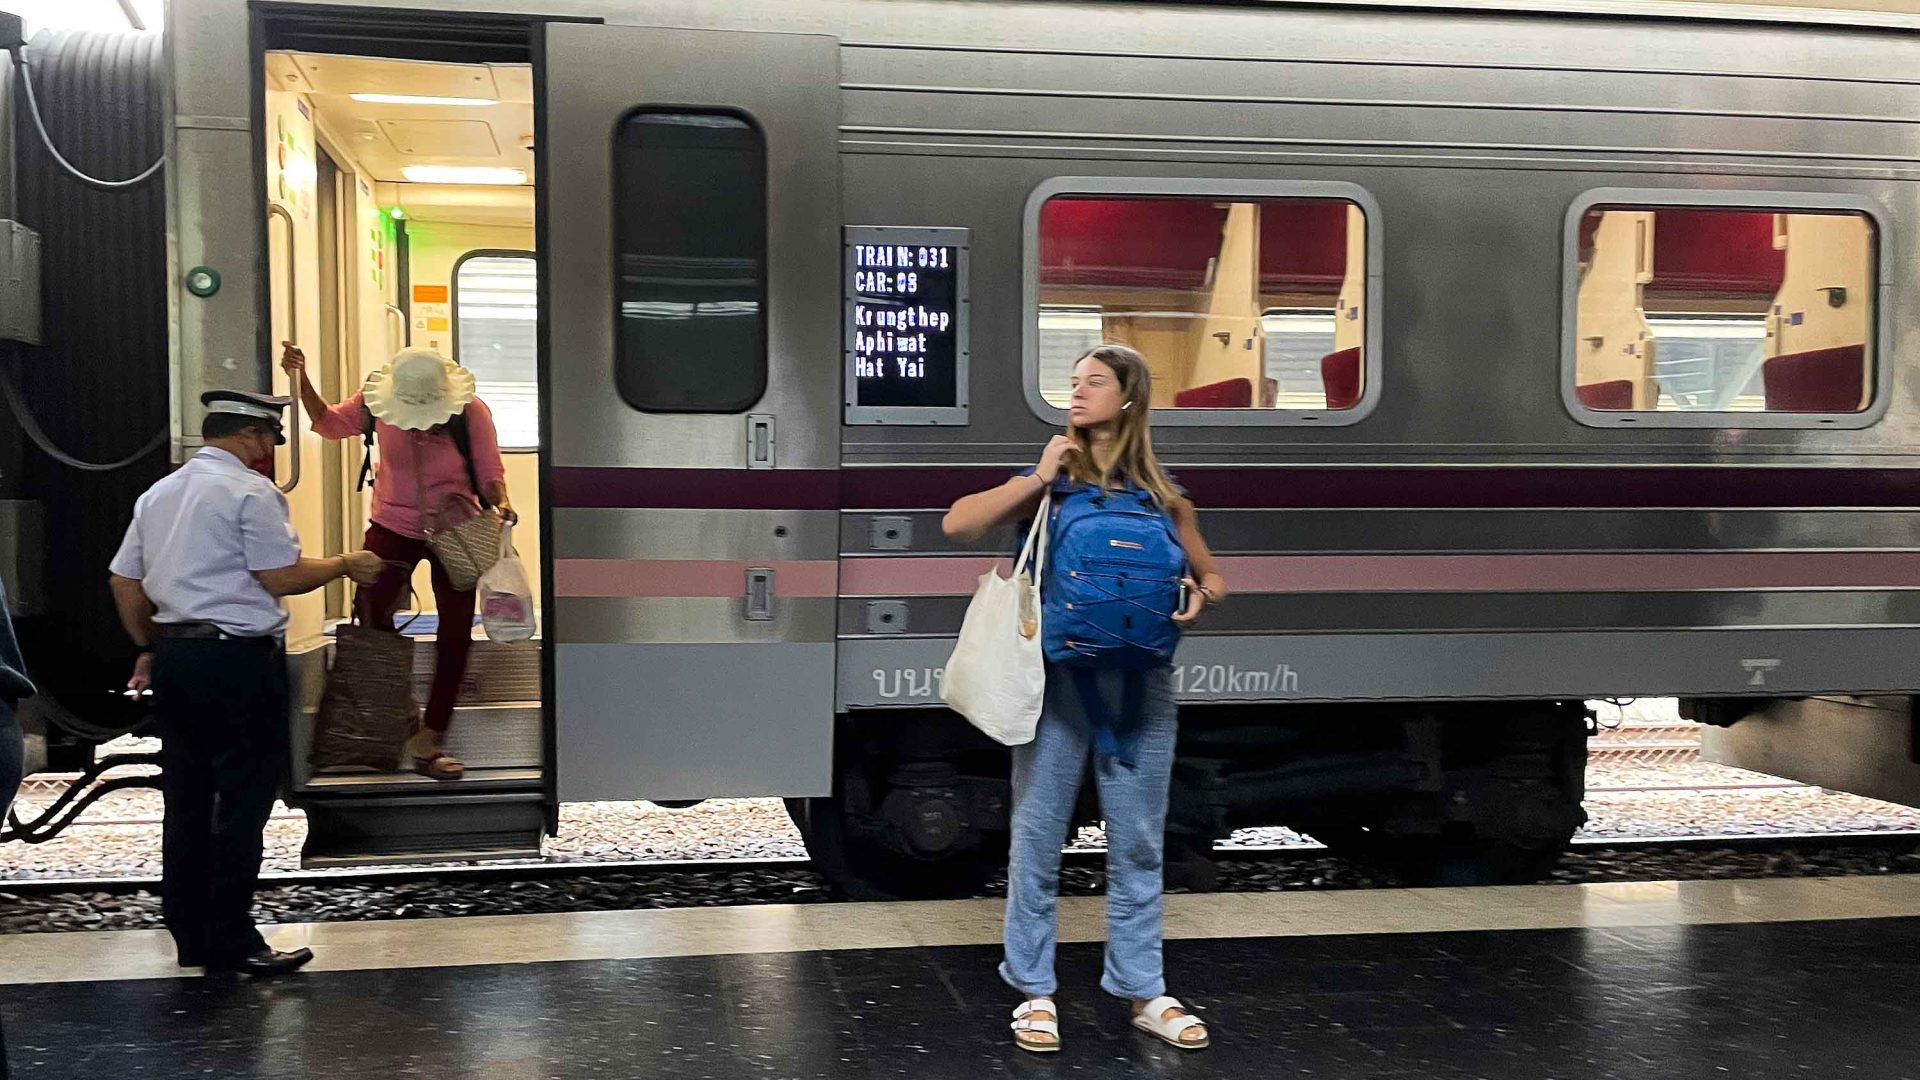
[549,466,1920,510]
[549,467,843,510]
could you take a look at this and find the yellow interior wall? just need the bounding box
[1109,314,1198,408]
[327,126,396,607]
[1334,205,1367,356]
[388,220,540,617]
[1767,213,1874,409]
[264,89,328,647]
[1573,210,1656,408]
[1036,286,1202,407]
[266,87,399,643]
[1187,203,1266,393]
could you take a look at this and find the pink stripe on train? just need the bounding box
[555,559,839,598]
[557,551,1920,599]
[834,551,1920,596]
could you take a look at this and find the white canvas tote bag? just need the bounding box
[939,494,1049,745]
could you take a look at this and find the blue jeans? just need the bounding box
[1001,664,1179,1001]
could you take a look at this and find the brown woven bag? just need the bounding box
[310,615,418,771]
[413,433,501,591]
[426,503,502,591]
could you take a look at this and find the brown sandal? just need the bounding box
[404,729,465,780]
[413,753,464,781]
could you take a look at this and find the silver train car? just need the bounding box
[6,0,1920,894]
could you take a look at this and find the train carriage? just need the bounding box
[7,0,1920,895]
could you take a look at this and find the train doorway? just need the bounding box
[259,33,547,866]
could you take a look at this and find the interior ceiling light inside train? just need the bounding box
[267,53,535,196]
[401,166,526,185]
[350,93,497,107]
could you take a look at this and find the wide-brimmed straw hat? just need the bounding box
[363,348,476,431]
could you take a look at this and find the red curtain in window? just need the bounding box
[1038,198,1349,295]
[1646,210,1784,300]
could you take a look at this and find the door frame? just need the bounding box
[250,2,598,834]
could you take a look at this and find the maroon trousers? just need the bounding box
[360,523,473,734]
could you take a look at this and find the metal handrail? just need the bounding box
[385,304,408,353]
[267,203,302,493]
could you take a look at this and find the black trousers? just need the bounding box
[153,637,289,964]
[2,707,17,1080]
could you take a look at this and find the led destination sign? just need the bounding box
[844,225,969,425]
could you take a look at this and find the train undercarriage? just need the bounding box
[789,700,1593,900]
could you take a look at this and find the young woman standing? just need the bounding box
[942,344,1228,1053]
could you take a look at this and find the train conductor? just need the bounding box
[107,389,383,976]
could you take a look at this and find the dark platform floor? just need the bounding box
[5,908,1919,1079]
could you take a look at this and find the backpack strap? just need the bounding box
[1068,666,1147,769]
[356,407,492,510]
[357,406,376,492]
[445,410,492,509]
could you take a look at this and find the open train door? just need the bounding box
[539,25,843,806]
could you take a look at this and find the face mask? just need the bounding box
[248,434,277,480]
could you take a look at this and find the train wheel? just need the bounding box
[784,797,996,902]
[1163,831,1220,892]
[1398,830,1569,886]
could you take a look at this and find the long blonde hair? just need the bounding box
[1064,344,1182,508]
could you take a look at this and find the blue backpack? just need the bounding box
[1042,482,1187,667]
[1037,480,1188,764]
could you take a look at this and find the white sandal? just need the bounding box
[1011,997,1061,1053]
[1132,995,1210,1050]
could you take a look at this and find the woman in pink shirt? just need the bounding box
[283,343,516,780]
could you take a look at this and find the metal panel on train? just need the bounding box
[815,0,1920,709]
[543,23,841,802]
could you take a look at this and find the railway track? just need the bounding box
[0,777,1817,833]
[10,717,1915,895]
[7,830,1920,897]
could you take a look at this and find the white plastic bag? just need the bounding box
[478,523,537,643]
[939,495,1048,746]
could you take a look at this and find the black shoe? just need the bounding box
[206,947,313,977]
[173,938,207,968]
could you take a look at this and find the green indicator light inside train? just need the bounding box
[185,266,221,298]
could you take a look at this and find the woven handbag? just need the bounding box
[310,611,418,771]
[412,435,502,591]
[426,498,502,591]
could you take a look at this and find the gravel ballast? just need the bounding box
[5,838,1918,935]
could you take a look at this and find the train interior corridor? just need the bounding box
[261,49,546,862]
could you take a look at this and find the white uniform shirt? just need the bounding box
[108,448,304,638]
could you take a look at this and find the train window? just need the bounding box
[453,252,538,450]
[1025,180,1380,425]
[1566,194,1884,426]
[613,109,767,414]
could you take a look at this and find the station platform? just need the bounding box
[3,875,1919,1078]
